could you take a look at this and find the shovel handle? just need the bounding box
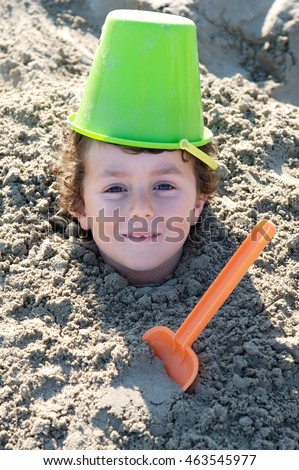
[174,220,276,348]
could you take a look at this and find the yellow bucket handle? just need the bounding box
[180,139,218,170]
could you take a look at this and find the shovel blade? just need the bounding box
[142,326,199,392]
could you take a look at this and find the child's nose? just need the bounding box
[129,189,154,219]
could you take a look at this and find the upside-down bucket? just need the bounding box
[67,9,215,161]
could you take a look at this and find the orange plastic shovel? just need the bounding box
[142,220,276,391]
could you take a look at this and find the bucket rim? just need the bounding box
[67,113,213,149]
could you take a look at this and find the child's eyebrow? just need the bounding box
[100,165,184,178]
[152,166,184,176]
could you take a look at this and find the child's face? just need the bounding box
[78,141,205,285]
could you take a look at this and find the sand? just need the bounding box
[0,0,298,450]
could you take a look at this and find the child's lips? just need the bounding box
[123,232,160,242]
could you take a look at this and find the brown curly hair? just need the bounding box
[53,129,220,217]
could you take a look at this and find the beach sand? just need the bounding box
[0,0,298,450]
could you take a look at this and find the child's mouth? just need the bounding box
[123,233,160,242]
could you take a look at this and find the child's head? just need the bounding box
[54,130,219,285]
[55,9,220,284]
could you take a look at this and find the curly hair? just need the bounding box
[53,129,220,217]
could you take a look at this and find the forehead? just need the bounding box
[84,141,194,178]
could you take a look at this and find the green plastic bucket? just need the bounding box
[68,9,213,150]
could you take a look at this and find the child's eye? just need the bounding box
[154,183,175,191]
[105,186,126,193]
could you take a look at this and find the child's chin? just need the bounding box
[123,261,161,272]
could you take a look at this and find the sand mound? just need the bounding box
[0,0,298,450]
